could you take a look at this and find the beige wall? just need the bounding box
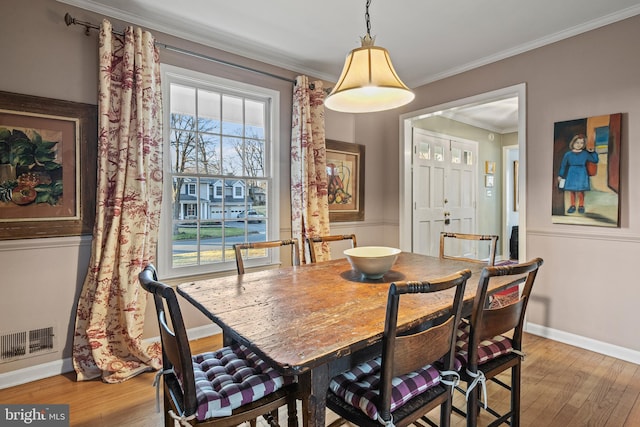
[0,0,310,377]
[1,0,638,382]
[356,15,640,357]
[0,0,366,380]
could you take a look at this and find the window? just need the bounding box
[159,65,280,279]
[214,183,223,198]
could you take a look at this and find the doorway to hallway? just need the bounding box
[399,84,527,261]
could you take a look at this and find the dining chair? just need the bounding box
[439,232,499,266]
[453,257,543,427]
[233,239,300,274]
[326,269,472,427]
[138,265,298,427]
[306,234,357,263]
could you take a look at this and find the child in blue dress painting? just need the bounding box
[557,134,598,214]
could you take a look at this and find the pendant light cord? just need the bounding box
[365,0,372,38]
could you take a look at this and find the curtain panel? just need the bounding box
[291,76,331,263]
[72,20,163,383]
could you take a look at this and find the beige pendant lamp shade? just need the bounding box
[324,1,414,113]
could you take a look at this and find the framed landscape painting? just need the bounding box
[551,113,621,227]
[0,91,97,239]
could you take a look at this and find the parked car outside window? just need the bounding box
[237,210,265,223]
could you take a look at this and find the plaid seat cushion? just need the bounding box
[190,343,293,420]
[453,321,513,370]
[329,356,441,421]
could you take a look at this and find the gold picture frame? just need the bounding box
[326,140,365,222]
[485,160,496,174]
[0,91,97,240]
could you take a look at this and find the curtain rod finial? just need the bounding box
[64,13,74,26]
[64,12,93,36]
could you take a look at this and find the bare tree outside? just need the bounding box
[170,112,221,224]
[242,138,265,177]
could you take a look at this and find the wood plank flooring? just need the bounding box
[0,333,638,426]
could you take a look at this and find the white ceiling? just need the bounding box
[59,0,640,130]
[440,97,521,134]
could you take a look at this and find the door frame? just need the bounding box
[399,83,527,260]
[503,144,519,258]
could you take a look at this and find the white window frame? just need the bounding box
[158,64,280,279]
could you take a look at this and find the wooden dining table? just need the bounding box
[177,252,522,427]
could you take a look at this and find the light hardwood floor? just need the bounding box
[0,333,638,426]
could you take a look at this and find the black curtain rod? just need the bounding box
[64,13,296,84]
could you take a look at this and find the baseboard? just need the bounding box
[0,357,74,390]
[0,324,221,390]
[526,322,640,365]
[184,323,221,341]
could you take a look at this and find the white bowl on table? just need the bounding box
[344,246,402,279]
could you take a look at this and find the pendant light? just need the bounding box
[324,0,415,113]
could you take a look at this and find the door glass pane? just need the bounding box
[434,145,444,161]
[418,142,431,160]
[451,147,461,164]
[464,150,473,165]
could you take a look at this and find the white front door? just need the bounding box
[447,138,477,233]
[412,129,478,256]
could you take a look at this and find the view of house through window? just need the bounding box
[160,67,278,277]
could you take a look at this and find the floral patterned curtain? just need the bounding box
[72,20,163,383]
[291,76,331,263]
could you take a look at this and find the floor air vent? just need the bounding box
[1,327,55,363]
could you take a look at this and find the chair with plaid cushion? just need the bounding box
[234,239,300,274]
[139,265,297,427]
[306,234,357,263]
[326,269,472,427]
[454,257,543,427]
